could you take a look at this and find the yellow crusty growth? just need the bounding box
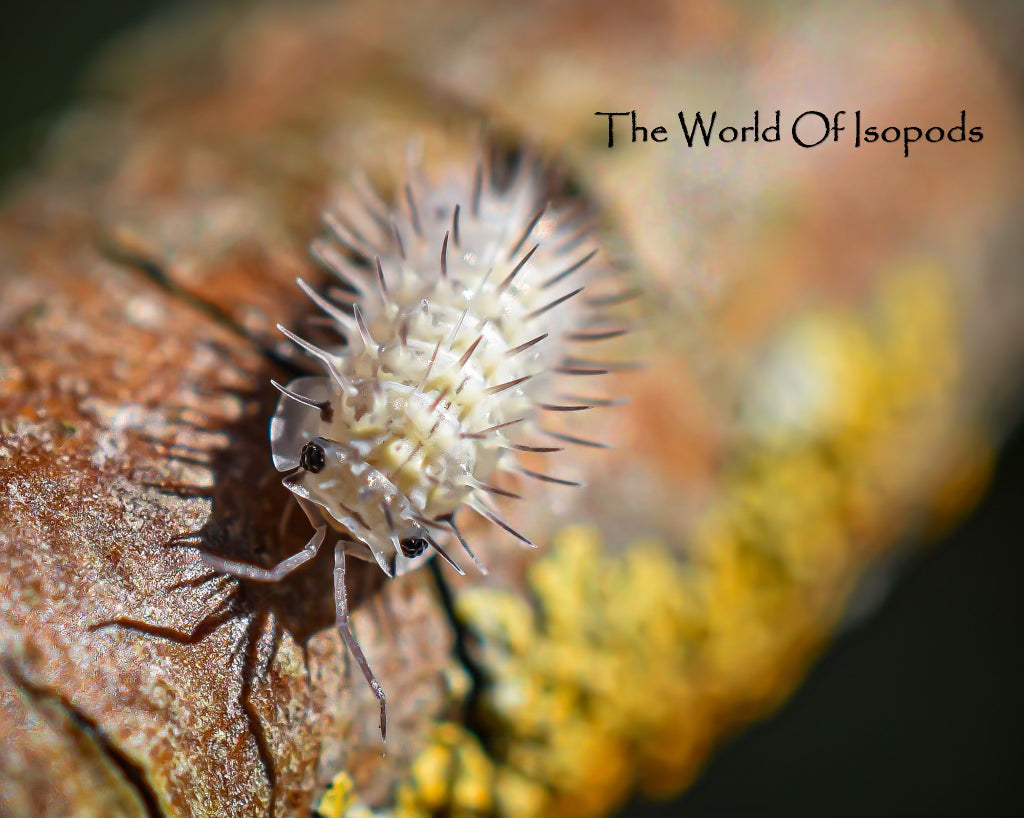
[319,262,990,817]
[314,771,375,818]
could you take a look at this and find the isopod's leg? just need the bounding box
[334,542,387,741]
[201,525,327,583]
[277,492,297,546]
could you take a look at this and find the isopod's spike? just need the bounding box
[440,230,449,279]
[456,334,484,368]
[306,315,347,331]
[451,204,461,247]
[503,442,564,453]
[486,374,533,395]
[334,543,388,741]
[411,513,446,531]
[553,220,595,254]
[322,211,375,259]
[428,385,451,413]
[350,170,391,228]
[445,265,493,348]
[467,499,535,548]
[374,257,389,302]
[518,467,583,487]
[497,244,539,294]
[370,359,384,398]
[422,532,465,576]
[528,287,585,320]
[505,333,548,358]
[543,248,599,290]
[295,277,359,339]
[405,183,423,237]
[559,392,631,408]
[398,314,409,348]
[270,379,333,422]
[444,302,471,349]
[461,417,526,439]
[585,288,642,307]
[560,357,643,372]
[577,309,632,328]
[324,286,360,305]
[276,324,356,395]
[309,238,375,294]
[417,340,443,392]
[541,428,611,449]
[565,327,629,342]
[467,478,522,500]
[352,304,376,350]
[391,220,406,260]
[538,403,592,412]
[554,364,610,376]
[507,205,547,262]
[444,515,487,575]
[471,157,483,217]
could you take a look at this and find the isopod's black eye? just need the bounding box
[299,441,326,473]
[399,536,429,558]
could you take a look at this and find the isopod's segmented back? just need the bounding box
[197,143,633,739]
[272,145,624,577]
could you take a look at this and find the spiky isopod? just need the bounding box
[200,144,630,739]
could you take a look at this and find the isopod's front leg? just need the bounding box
[334,542,387,741]
[276,492,298,548]
[201,525,327,583]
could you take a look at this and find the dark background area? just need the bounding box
[633,425,1024,818]
[1,2,1021,816]
[0,1,172,177]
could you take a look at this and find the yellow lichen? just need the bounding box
[428,527,708,817]
[396,723,499,818]
[315,770,375,818]
[374,262,992,817]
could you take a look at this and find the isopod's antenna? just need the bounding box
[334,541,388,741]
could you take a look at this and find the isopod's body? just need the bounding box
[203,145,627,738]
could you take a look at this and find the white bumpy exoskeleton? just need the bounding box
[202,146,627,739]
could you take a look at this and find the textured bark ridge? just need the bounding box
[2,2,1022,817]
[0,15,465,812]
[0,163,461,815]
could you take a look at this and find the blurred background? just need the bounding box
[1,1,1021,815]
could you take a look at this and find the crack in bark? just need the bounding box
[96,237,306,379]
[427,560,490,748]
[91,202,469,810]
[1,656,167,818]
[90,585,287,817]
[235,609,282,818]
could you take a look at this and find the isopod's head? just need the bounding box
[283,435,437,576]
[270,377,439,576]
